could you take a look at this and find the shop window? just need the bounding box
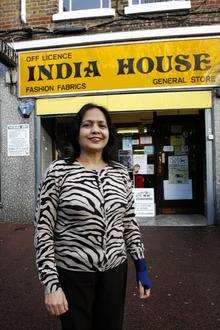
[125,0,191,15]
[53,0,115,21]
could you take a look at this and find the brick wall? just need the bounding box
[0,0,219,41]
[0,0,20,30]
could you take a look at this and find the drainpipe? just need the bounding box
[21,0,27,24]
[34,114,41,202]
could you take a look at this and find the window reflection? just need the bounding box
[63,0,70,11]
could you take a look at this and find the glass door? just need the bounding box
[155,114,205,214]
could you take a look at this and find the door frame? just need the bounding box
[205,108,214,225]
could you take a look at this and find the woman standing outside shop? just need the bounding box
[34,103,152,330]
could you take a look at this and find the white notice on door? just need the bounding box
[163,180,193,200]
[7,124,30,156]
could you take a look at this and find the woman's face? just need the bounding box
[78,108,109,155]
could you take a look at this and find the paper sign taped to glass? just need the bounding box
[144,145,154,154]
[168,155,189,184]
[122,136,133,151]
[133,188,155,217]
[133,154,148,174]
[118,150,133,169]
[163,180,193,200]
[140,136,152,144]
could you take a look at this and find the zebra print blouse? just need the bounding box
[34,159,145,294]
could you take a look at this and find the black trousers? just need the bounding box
[58,261,127,330]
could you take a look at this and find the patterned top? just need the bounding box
[34,159,145,294]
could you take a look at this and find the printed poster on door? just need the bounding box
[133,154,148,174]
[168,155,189,184]
[118,149,133,169]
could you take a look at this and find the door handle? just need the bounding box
[158,154,162,175]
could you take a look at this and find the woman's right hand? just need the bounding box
[45,287,69,316]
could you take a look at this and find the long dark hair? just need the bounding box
[63,103,117,164]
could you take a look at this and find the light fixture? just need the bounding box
[5,68,17,85]
[117,127,148,134]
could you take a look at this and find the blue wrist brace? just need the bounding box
[134,258,152,289]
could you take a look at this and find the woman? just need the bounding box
[34,103,152,330]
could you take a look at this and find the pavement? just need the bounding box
[137,214,207,226]
[0,223,220,330]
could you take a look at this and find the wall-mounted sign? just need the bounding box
[19,38,220,97]
[18,100,35,118]
[0,40,17,67]
[7,124,30,156]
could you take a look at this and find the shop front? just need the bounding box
[18,37,219,224]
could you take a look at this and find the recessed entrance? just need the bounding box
[37,90,213,225]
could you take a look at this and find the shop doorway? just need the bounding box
[154,113,205,214]
[112,110,206,216]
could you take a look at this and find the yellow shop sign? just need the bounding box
[18,38,220,97]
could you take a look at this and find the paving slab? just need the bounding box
[138,214,207,226]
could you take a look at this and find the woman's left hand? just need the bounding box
[139,283,151,299]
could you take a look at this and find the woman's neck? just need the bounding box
[76,153,107,170]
